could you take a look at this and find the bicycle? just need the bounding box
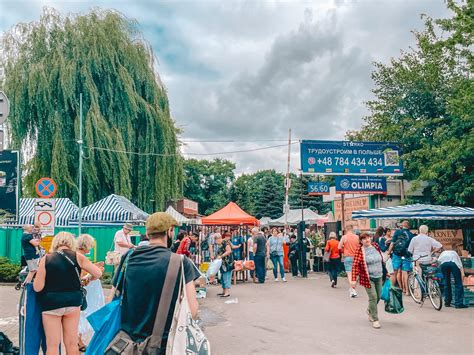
[407,254,443,311]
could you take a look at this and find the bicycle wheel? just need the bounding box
[408,273,422,304]
[427,278,443,311]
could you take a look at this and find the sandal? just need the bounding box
[79,346,87,352]
[220,294,230,298]
[217,293,224,296]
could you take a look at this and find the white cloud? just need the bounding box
[0,0,450,174]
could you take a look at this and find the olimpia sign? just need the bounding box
[335,176,387,195]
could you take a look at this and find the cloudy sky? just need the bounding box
[0,0,450,174]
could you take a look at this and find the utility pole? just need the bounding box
[284,128,291,228]
[341,193,345,233]
[78,94,83,236]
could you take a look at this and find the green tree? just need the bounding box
[1,8,182,210]
[183,158,235,215]
[251,170,285,219]
[347,1,473,206]
[288,174,331,214]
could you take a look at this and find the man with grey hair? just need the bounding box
[408,225,442,265]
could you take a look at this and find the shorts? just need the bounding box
[343,256,354,272]
[43,306,80,316]
[26,258,39,272]
[391,254,412,272]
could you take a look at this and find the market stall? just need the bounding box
[352,203,474,306]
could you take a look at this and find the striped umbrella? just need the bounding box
[352,203,474,220]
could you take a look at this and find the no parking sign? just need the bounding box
[34,196,56,236]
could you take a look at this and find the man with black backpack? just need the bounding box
[388,220,414,294]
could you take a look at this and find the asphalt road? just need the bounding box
[1,273,473,354]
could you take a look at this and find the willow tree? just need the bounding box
[1,8,183,210]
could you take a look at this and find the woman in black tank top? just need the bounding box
[33,232,102,355]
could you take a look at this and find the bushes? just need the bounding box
[0,257,21,282]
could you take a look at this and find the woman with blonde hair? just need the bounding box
[76,234,105,351]
[33,232,102,355]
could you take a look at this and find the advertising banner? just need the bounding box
[300,140,403,176]
[307,182,330,195]
[335,176,387,195]
[0,150,19,219]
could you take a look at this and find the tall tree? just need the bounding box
[183,158,235,215]
[1,8,182,210]
[347,1,473,206]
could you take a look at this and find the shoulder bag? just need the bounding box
[323,242,332,263]
[104,253,181,354]
[57,250,88,311]
[106,237,122,266]
[166,257,211,355]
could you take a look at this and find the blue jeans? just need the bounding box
[343,256,354,272]
[254,255,266,283]
[221,270,232,289]
[270,255,285,279]
[441,262,464,307]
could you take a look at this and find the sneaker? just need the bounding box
[275,278,279,282]
[331,280,335,288]
[372,321,381,329]
[282,277,287,282]
[349,288,358,298]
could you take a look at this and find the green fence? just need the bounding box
[0,226,146,267]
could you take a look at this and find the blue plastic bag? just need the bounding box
[381,279,391,302]
[21,283,47,354]
[85,298,121,355]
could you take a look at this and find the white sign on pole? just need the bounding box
[34,198,55,236]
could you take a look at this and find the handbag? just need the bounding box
[57,250,88,311]
[166,257,211,355]
[86,251,132,355]
[106,238,122,266]
[323,243,332,263]
[105,254,181,354]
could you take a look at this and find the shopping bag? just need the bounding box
[386,258,394,275]
[85,298,122,355]
[381,279,391,302]
[323,251,331,263]
[206,259,222,278]
[266,259,274,270]
[22,283,47,354]
[384,286,405,314]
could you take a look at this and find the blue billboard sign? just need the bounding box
[335,176,387,195]
[307,182,330,195]
[300,140,403,176]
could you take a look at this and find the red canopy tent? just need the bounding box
[201,202,259,226]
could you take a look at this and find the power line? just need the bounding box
[88,141,298,157]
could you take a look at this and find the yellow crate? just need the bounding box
[199,262,210,272]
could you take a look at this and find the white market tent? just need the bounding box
[271,209,331,226]
[352,203,474,220]
[71,194,149,224]
[259,217,272,227]
[165,206,191,226]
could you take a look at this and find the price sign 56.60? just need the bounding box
[307,182,330,196]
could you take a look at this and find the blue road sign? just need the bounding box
[335,176,387,194]
[307,182,330,195]
[300,140,403,176]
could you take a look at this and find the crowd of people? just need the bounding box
[18,215,469,353]
[323,220,469,329]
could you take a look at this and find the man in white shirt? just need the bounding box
[407,225,442,264]
[114,223,134,256]
[438,244,467,308]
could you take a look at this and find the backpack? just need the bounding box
[393,231,410,256]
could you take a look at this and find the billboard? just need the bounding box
[300,140,403,176]
[335,176,387,195]
[307,182,330,196]
[0,150,19,220]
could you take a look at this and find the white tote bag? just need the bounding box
[166,258,211,355]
